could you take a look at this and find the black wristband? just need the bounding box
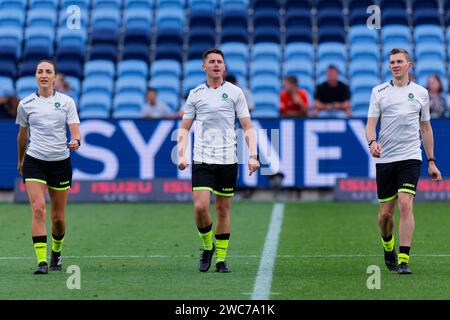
[428,158,436,164]
[76,139,81,146]
[368,140,376,147]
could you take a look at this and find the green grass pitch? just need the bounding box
[0,201,449,300]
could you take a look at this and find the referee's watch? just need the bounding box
[428,158,436,164]
[249,154,259,161]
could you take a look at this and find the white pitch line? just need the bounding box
[251,202,285,301]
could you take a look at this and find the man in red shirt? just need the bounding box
[280,75,310,117]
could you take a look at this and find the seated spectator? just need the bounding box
[279,75,309,117]
[312,65,352,117]
[54,73,72,95]
[225,74,254,112]
[427,74,447,119]
[142,87,176,118]
[0,85,19,119]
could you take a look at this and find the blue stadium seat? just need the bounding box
[115,76,147,96]
[250,61,279,78]
[0,62,17,79]
[381,9,409,25]
[317,43,346,63]
[349,7,370,26]
[183,74,205,96]
[413,9,441,26]
[284,43,313,62]
[225,58,248,81]
[415,43,445,61]
[221,9,247,29]
[253,9,280,28]
[27,9,57,28]
[156,0,184,8]
[188,28,215,48]
[414,25,444,45]
[412,0,439,10]
[156,8,184,29]
[118,60,148,79]
[220,0,247,11]
[29,0,58,10]
[0,76,15,95]
[84,60,116,78]
[285,9,311,30]
[151,59,181,79]
[58,60,83,79]
[57,27,88,50]
[124,0,153,9]
[157,91,179,111]
[25,27,55,51]
[23,43,52,61]
[318,27,345,43]
[82,76,114,96]
[252,93,279,118]
[415,60,446,81]
[183,59,203,78]
[122,44,150,62]
[351,91,371,118]
[381,25,411,45]
[317,0,343,11]
[348,0,373,10]
[0,0,27,10]
[350,74,379,94]
[79,93,112,118]
[89,44,117,61]
[348,25,378,44]
[252,43,281,63]
[253,26,280,43]
[59,8,89,29]
[65,76,80,99]
[16,76,38,99]
[221,26,248,44]
[380,0,407,10]
[124,27,151,46]
[285,0,311,11]
[349,60,380,78]
[91,9,121,30]
[91,27,119,45]
[285,27,312,44]
[124,8,153,30]
[0,9,25,28]
[55,45,84,64]
[189,9,215,28]
[350,43,380,61]
[156,28,183,46]
[154,44,183,62]
[251,76,281,96]
[92,0,122,9]
[113,93,145,118]
[61,0,90,10]
[221,42,248,62]
[283,60,313,79]
[188,0,216,11]
[317,10,344,28]
[149,75,180,96]
[253,0,279,10]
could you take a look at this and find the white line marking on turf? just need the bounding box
[2,253,450,261]
[251,202,285,300]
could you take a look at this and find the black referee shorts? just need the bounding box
[192,163,238,197]
[22,154,73,190]
[375,159,422,202]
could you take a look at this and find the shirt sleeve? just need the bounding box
[367,88,380,118]
[15,101,28,127]
[182,91,196,120]
[235,88,250,118]
[66,98,80,124]
[420,90,431,122]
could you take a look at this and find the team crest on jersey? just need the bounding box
[54,102,61,109]
[408,93,414,100]
[221,93,232,103]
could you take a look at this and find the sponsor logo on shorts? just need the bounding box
[60,180,70,185]
[403,183,415,188]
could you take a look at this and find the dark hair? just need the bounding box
[35,59,57,74]
[327,65,339,72]
[202,48,225,61]
[225,74,237,83]
[428,74,443,93]
[147,87,157,93]
[389,48,410,62]
[284,75,298,86]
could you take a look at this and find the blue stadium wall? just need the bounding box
[1,118,449,190]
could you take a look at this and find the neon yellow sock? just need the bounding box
[381,235,395,252]
[52,235,64,253]
[34,242,47,264]
[398,253,410,264]
[198,230,213,251]
[215,239,229,263]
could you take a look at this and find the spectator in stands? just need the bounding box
[312,65,352,117]
[142,87,176,118]
[54,73,72,96]
[426,74,447,119]
[0,86,19,119]
[279,75,309,117]
[225,74,254,113]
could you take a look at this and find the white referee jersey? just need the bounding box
[367,81,430,163]
[183,81,250,164]
[16,91,80,161]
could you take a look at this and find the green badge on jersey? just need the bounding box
[222,93,228,99]
[408,93,414,99]
[54,102,61,109]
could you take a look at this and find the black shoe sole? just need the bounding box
[49,265,62,271]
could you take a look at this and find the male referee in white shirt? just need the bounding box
[177,48,260,273]
[365,48,442,274]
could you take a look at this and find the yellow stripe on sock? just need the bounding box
[52,236,64,253]
[398,253,410,264]
[215,239,229,263]
[34,242,47,264]
[198,230,213,251]
[381,235,395,252]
